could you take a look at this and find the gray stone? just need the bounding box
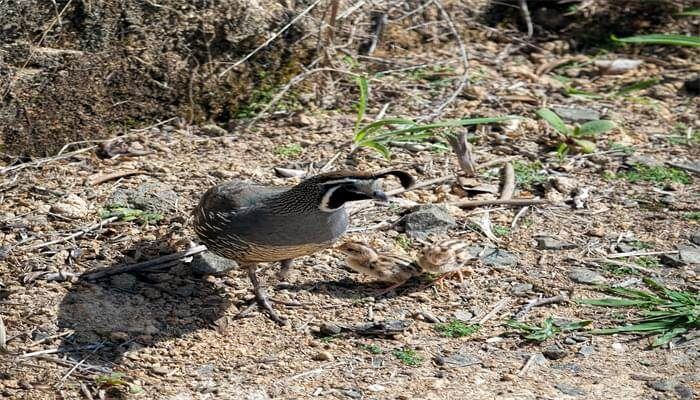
[648,379,675,392]
[616,243,636,253]
[543,345,568,360]
[108,182,179,214]
[660,253,685,268]
[569,268,607,285]
[320,322,342,335]
[625,155,664,168]
[343,389,362,399]
[510,283,533,296]
[191,251,238,275]
[552,107,600,122]
[691,231,700,246]
[536,236,577,250]
[578,345,595,357]
[199,124,229,137]
[564,337,577,345]
[109,274,137,290]
[453,310,474,322]
[465,246,519,267]
[554,383,585,396]
[679,245,700,264]
[401,205,456,238]
[675,384,695,400]
[440,352,480,367]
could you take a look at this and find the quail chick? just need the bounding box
[193,169,414,324]
[338,241,422,294]
[417,239,474,286]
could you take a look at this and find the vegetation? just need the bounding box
[536,107,616,155]
[100,205,163,224]
[512,161,548,188]
[392,348,423,366]
[275,143,303,158]
[361,344,382,354]
[617,164,691,185]
[612,34,700,47]
[506,317,591,342]
[579,278,699,347]
[435,320,480,338]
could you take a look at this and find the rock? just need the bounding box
[684,75,700,95]
[440,352,480,367]
[191,251,238,275]
[625,155,663,168]
[292,113,314,127]
[691,232,700,246]
[616,243,636,253]
[312,351,333,361]
[110,331,129,342]
[343,389,362,399]
[536,236,577,250]
[199,124,229,137]
[675,384,695,400]
[648,379,675,392]
[510,283,533,296]
[550,176,578,194]
[594,58,643,75]
[552,107,600,122]
[679,245,700,264]
[555,383,586,396]
[578,345,595,357]
[108,182,179,214]
[564,337,576,345]
[400,205,456,238]
[142,287,161,300]
[109,274,137,290]
[542,345,568,360]
[660,253,685,268]
[367,384,385,393]
[151,365,170,375]
[50,194,89,218]
[319,322,342,335]
[453,310,474,322]
[569,268,606,285]
[465,246,519,267]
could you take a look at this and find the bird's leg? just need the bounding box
[276,259,293,281]
[247,264,287,325]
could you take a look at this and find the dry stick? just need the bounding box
[0,315,6,353]
[218,0,322,78]
[18,344,102,358]
[81,245,207,281]
[515,294,569,320]
[499,162,515,200]
[478,297,511,325]
[666,162,700,175]
[26,216,120,250]
[518,353,539,376]
[1,146,96,175]
[326,0,340,41]
[607,250,678,259]
[447,131,476,177]
[518,0,534,38]
[449,198,549,209]
[85,170,147,186]
[419,0,469,121]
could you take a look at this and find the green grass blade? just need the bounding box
[536,108,571,135]
[354,76,369,131]
[653,327,687,346]
[617,78,659,95]
[612,34,700,47]
[571,138,597,154]
[359,140,391,159]
[576,120,616,137]
[677,8,700,16]
[353,118,415,143]
[578,298,653,307]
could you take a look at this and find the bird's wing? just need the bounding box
[200,180,289,211]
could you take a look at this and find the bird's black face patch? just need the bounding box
[321,184,378,211]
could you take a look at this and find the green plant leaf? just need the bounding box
[536,108,571,135]
[376,116,520,138]
[359,140,391,159]
[578,298,653,307]
[571,138,597,153]
[354,75,369,131]
[653,327,688,346]
[576,120,616,137]
[677,8,700,16]
[353,118,415,143]
[612,34,700,47]
[617,78,659,95]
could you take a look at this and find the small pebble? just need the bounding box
[367,384,385,392]
[151,365,169,375]
[542,345,568,360]
[312,351,333,361]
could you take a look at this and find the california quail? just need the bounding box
[417,239,474,286]
[338,241,421,294]
[193,169,414,324]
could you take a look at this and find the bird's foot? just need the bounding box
[374,281,406,297]
[247,265,288,326]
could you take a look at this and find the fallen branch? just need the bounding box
[26,216,120,250]
[515,294,569,320]
[449,198,549,209]
[478,297,511,325]
[81,245,208,281]
[85,170,147,186]
[447,131,476,177]
[499,162,515,200]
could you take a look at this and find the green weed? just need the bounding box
[506,317,591,342]
[608,142,635,155]
[633,256,660,269]
[602,263,641,276]
[493,225,511,237]
[361,344,382,354]
[536,107,616,154]
[579,278,699,347]
[685,212,700,221]
[513,161,548,188]
[392,348,423,366]
[100,205,163,224]
[95,372,143,394]
[275,144,303,158]
[395,235,412,251]
[435,320,480,338]
[617,164,691,185]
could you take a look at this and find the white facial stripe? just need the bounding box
[320,178,360,186]
[319,186,341,212]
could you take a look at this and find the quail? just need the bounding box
[417,239,474,286]
[338,241,421,294]
[193,169,414,324]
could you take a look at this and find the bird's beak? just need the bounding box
[372,190,388,202]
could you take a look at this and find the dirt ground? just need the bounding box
[1,2,699,400]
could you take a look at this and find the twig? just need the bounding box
[34,355,112,374]
[218,0,322,78]
[26,216,120,250]
[129,117,178,133]
[515,294,569,320]
[518,353,538,376]
[81,245,208,281]
[18,344,102,358]
[447,131,476,177]
[511,206,529,229]
[478,297,511,325]
[31,330,74,346]
[449,198,549,209]
[1,146,96,175]
[85,170,147,186]
[386,175,454,196]
[419,0,469,121]
[518,0,534,38]
[326,0,340,42]
[666,162,700,175]
[499,162,515,200]
[607,250,678,259]
[0,314,6,353]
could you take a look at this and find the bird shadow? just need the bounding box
[55,238,231,366]
[278,274,425,300]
